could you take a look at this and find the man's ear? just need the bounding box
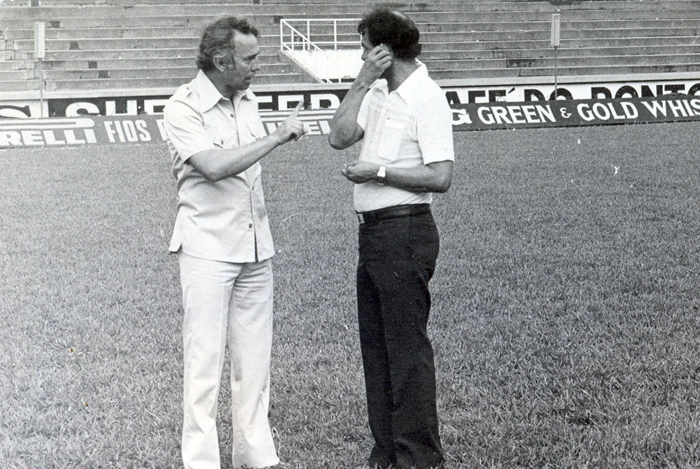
[214,56,233,72]
[380,43,395,57]
[214,56,226,72]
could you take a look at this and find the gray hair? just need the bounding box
[196,16,259,71]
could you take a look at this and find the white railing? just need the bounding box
[280,18,358,53]
[280,18,361,83]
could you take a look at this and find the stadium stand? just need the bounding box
[1,0,699,93]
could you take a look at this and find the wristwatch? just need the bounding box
[376,166,386,185]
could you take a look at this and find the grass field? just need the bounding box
[1,122,699,468]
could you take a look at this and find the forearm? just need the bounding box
[328,81,369,149]
[343,161,453,193]
[190,134,282,182]
[383,164,453,193]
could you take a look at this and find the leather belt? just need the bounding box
[357,204,431,224]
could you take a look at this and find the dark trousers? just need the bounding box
[357,208,444,469]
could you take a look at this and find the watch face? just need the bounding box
[377,166,386,184]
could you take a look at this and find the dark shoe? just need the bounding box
[369,444,395,469]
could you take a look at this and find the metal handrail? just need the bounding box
[280,18,359,53]
[280,18,360,83]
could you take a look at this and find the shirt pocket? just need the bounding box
[220,130,239,148]
[242,121,266,146]
[206,124,234,148]
[377,119,404,163]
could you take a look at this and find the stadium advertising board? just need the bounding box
[452,95,700,131]
[2,83,700,148]
[0,91,347,119]
[2,78,699,119]
[442,79,700,104]
[0,116,161,147]
[2,94,700,148]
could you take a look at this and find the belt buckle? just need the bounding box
[357,213,365,224]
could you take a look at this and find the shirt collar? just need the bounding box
[395,63,429,106]
[194,69,256,112]
[372,62,429,107]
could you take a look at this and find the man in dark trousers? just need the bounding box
[328,7,454,469]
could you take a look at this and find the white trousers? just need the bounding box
[178,252,280,469]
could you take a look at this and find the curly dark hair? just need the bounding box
[357,7,421,60]
[196,16,259,71]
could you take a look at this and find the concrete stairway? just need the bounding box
[1,0,699,93]
[416,3,700,80]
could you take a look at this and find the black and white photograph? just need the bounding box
[1,0,699,467]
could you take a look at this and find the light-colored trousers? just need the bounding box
[178,252,280,469]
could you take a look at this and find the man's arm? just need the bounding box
[342,160,453,193]
[341,82,454,193]
[188,103,304,182]
[328,45,392,150]
[327,82,366,150]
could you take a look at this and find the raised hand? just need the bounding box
[272,101,306,144]
[356,44,392,85]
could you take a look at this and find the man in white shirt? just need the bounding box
[163,16,304,469]
[329,7,454,469]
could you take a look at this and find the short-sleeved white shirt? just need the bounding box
[354,64,454,213]
[163,70,274,263]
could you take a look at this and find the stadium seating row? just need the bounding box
[1,0,699,92]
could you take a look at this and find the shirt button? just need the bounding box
[248,224,253,228]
